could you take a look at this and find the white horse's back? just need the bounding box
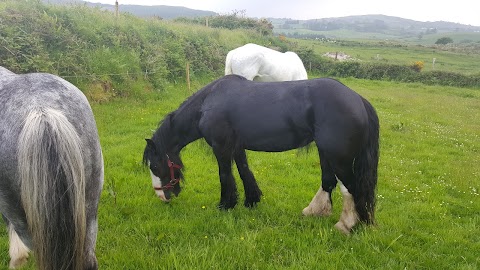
[225,43,307,82]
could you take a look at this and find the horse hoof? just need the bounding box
[85,257,99,270]
[244,200,259,208]
[334,221,351,235]
[302,206,310,216]
[218,201,237,210]
[9,256,28,269]
[302,205,332,217]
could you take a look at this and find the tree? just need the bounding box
[435,37,454,45]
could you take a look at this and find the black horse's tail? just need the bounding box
[353,97,380,224]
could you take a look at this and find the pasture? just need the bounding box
[295,39,480,75]
[1,77,479,269]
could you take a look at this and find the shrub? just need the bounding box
[174,11,273,36]
[435,37,454,45]
[411,61,424,72]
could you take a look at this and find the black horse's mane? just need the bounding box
[175,75,244,117]
[148,76,244,159]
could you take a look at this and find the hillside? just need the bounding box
[271,15,480,41]
[88,3,217,19]
[1,0,283,100]
[42,0,217,18]
[41,1,480,42]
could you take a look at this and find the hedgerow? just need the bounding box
[0,0,277,98]
[296,47,480,88]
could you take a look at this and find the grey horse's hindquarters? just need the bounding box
[0,67,103,270]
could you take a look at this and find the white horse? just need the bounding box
[0,66,104,269]
[225,43,308,82]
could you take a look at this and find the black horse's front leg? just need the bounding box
[208,124,240,210]
[234,149,262,207]
[215,155,238,210]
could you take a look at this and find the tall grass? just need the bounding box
[3,78,478,269]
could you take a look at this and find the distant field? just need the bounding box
[400,32,480,44]
[293,38,480,75]
[2,77,478,269]
[276,28,480,44]
[275,28,402,40]
[274,26,480,76]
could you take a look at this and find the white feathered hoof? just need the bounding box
[8,225,30,269]
[302,188,332,216]
[9,255,28,269]
[334,221,352,235]
[302,203,332,216]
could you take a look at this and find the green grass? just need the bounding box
[276,27,480,45]
[400,32,480,45]
[1,78,479,269]
[295,39,480,75]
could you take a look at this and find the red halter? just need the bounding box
[153,156,182,191]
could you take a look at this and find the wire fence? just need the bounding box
[60,70,157,79]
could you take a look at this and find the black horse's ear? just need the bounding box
[167,112,175,128]
[145,139,156,150]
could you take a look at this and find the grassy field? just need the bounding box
[294,39,480,75]
[276,28,480,45]
[0,77,479,269]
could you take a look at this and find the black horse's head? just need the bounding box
[143,138,183,202]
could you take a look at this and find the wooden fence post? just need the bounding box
[186,62,191,92]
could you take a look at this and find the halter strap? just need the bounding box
[154,156,182,191]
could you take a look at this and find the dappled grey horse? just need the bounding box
[0,67,104,269]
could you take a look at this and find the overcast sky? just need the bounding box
[85,0,480,26]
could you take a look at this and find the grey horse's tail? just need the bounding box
[17,108,86,270]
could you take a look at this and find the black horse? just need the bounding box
[143,75,379,234]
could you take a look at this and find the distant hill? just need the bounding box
[42,0,217,19]
[271,15,480,40]
[41,1,480,41]
[303,14,480,31]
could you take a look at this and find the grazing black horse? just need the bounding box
[143,75,379,233]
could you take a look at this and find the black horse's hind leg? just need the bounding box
[234,149,262,207]
[212,146,238,210]
[302,150,337,216]
[333,162,360,234]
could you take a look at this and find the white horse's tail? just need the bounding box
[285,52,308,80]
[17,108,86,270]
[225,50,234,75]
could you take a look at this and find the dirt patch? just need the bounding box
[323,52,354,61]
